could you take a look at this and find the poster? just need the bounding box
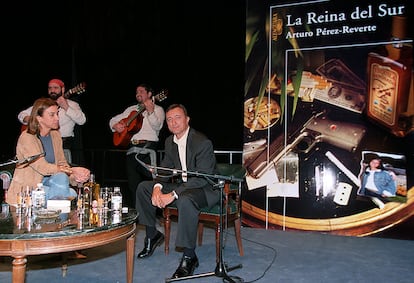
[243,0,413,234]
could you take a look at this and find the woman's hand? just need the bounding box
[71,167,91,183]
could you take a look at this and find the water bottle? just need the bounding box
[111,187,122,213]
[32,183,46,211]
[111,187,122,224]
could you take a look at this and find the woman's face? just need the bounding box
[37,105,60,132]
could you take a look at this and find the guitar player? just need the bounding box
[109,83,165,208]
[17,78,87,165]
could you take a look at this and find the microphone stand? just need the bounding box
[0,159,20,167]
[0,153,45,168]
[150,165,244,283]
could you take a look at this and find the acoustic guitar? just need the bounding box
[60,82,87,98]
[20,82,87,132]
[112,89,168,148]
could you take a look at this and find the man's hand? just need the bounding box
[56,96,69,111]
[113,121,126,133]
[151,186,175,208]
[143,99,155,114]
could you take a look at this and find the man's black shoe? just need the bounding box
[137,231,164,259]
[171,255,199,278]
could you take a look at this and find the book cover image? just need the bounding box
[243,0,413,234]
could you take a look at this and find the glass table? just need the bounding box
[0,205,138,283]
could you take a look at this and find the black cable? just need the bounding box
[222,229,278,283]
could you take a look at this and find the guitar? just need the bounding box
[61,82,87,98]
[20,82,87,132]
[113,89,168,148]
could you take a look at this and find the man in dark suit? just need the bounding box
[135,103,219,279]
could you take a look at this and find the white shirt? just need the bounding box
[109,104,165,142]
[18,99,86,138]
[174,127,190,182]
[365,169,380,192]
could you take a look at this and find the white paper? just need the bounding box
[246,167,299,198]
[246,168,278,190]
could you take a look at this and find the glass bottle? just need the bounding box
[84,173,100,203]
[111,187,122,224]
[82,186,91,225]
[89,199,99,226]
[111,186,122,213]
[32,183,46,212]
[366,16,413,137]
[24,186,32,217]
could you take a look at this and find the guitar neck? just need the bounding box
[63,83,86,99]
[136,104,145,114]
[63,89,78,98]
[127,110,142,125]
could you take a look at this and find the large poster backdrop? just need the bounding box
[243,0,413,235]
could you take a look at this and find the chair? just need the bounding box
[163,163,245,263]
[63,149,72,165]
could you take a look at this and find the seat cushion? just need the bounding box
[200,198,237,215]
[166,197,237,216]
[216,163,246,178]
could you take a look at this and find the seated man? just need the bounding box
[135,104,220,279]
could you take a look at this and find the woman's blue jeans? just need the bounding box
[42,172,78,200]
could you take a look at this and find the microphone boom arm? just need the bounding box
[149,165,243,183]
[0,152,45,168]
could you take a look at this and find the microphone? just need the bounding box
[159,167,182,177]
[16,152,45,165]
[151,165,243,182]
[135,158,154,172]
[135,158,166,178]
[137,160,182,178]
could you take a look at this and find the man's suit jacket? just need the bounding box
[160,127,220,208]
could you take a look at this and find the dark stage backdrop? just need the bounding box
[1,1,246,161]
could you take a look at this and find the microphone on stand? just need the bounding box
[136,163,243,184]
[151,165,183,178]
[0,152,45,168]
[135,159,182,179]
[16,152,46,165]
[148,165,243,183]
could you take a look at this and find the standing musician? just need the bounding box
[18,78,86,164]
[109,83,165,208]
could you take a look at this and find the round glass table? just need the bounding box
[0,205,138,283]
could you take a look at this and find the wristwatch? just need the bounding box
[171,190,179,199]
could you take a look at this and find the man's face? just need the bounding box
[166,107,189,139]
[48,83,63,100]
[369,159,381,169]
[135,86,150,103]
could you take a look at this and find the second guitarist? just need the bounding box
[109,83,165,208]
[18,78,87,165]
